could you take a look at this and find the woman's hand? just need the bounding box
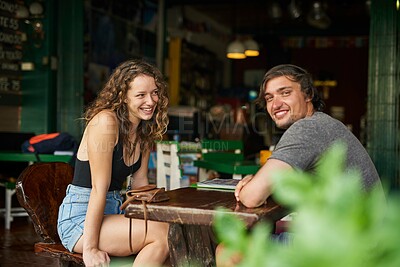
[234,174,253,202]
[83,248,110,267]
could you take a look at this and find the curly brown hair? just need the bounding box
[84,59,169,155]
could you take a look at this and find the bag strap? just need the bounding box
[134,188,163,251]
[128,184,156,193]
[129,200,149,252]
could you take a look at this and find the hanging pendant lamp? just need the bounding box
[244,38,260,57]
[307,1,331,29]
[226,39,246,59]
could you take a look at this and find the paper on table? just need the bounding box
[196,178,239,190]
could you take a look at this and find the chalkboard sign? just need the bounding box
[0,0,22,92]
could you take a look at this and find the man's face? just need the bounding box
[264,75,313,129]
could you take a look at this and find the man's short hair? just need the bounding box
[255,64,325,111]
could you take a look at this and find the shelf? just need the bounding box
[179,41,219,110]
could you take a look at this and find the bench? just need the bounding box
[0,132,34,229]
[0,152,73,229]
[15,162,135,266]
[0,131,74,229]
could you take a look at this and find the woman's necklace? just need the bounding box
[126,141,137,190]
[126,169,134,191]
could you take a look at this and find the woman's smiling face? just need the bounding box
[264,75,314,129]
[125,74,159,124]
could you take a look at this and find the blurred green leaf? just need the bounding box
[213,208,248,252]
[213,141,399,267]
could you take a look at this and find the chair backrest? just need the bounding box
[16,162,74,243]
[201,139,244,161]
[156,141,182,190]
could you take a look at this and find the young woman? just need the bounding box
[57,59,170,266]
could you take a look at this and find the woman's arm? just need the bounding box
[83,111,118,265]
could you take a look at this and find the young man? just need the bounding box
[235,64,382,208]
[216,64,383,267]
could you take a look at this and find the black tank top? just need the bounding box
[72,139,142,191]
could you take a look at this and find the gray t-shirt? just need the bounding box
[270,112,381,190]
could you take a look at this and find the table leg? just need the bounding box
[168,224,217,267]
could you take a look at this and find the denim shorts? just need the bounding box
[57,184,124,252]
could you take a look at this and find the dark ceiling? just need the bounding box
[166,0,371,38]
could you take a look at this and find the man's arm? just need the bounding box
[235,158,293,208]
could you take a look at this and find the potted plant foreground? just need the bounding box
[214,142,400,267]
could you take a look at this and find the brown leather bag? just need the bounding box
[120,184,169,210]
[120,184,170,252]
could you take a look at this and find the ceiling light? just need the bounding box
[269,1,283,22]
[226,39,246,59]
[288,0,302,19]
[16,5,29,19]
[244,39,260,57]
[307,1,331,29]
[365,0,371,15]
[29,2,44,16]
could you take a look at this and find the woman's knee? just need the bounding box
[147,221,169,246]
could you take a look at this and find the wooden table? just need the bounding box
[124,187,287,266]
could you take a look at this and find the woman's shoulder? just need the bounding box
[86,110,119,141]
[88,110,118,127]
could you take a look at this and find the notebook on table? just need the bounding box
[196,178,239,191]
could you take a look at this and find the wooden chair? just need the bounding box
[156,141,201,190]
[16,162,135,267]
[156,141,183,190]
[15,162,84,266]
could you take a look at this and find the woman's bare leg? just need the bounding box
[131,220,170,266]
[74,214,169,266]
